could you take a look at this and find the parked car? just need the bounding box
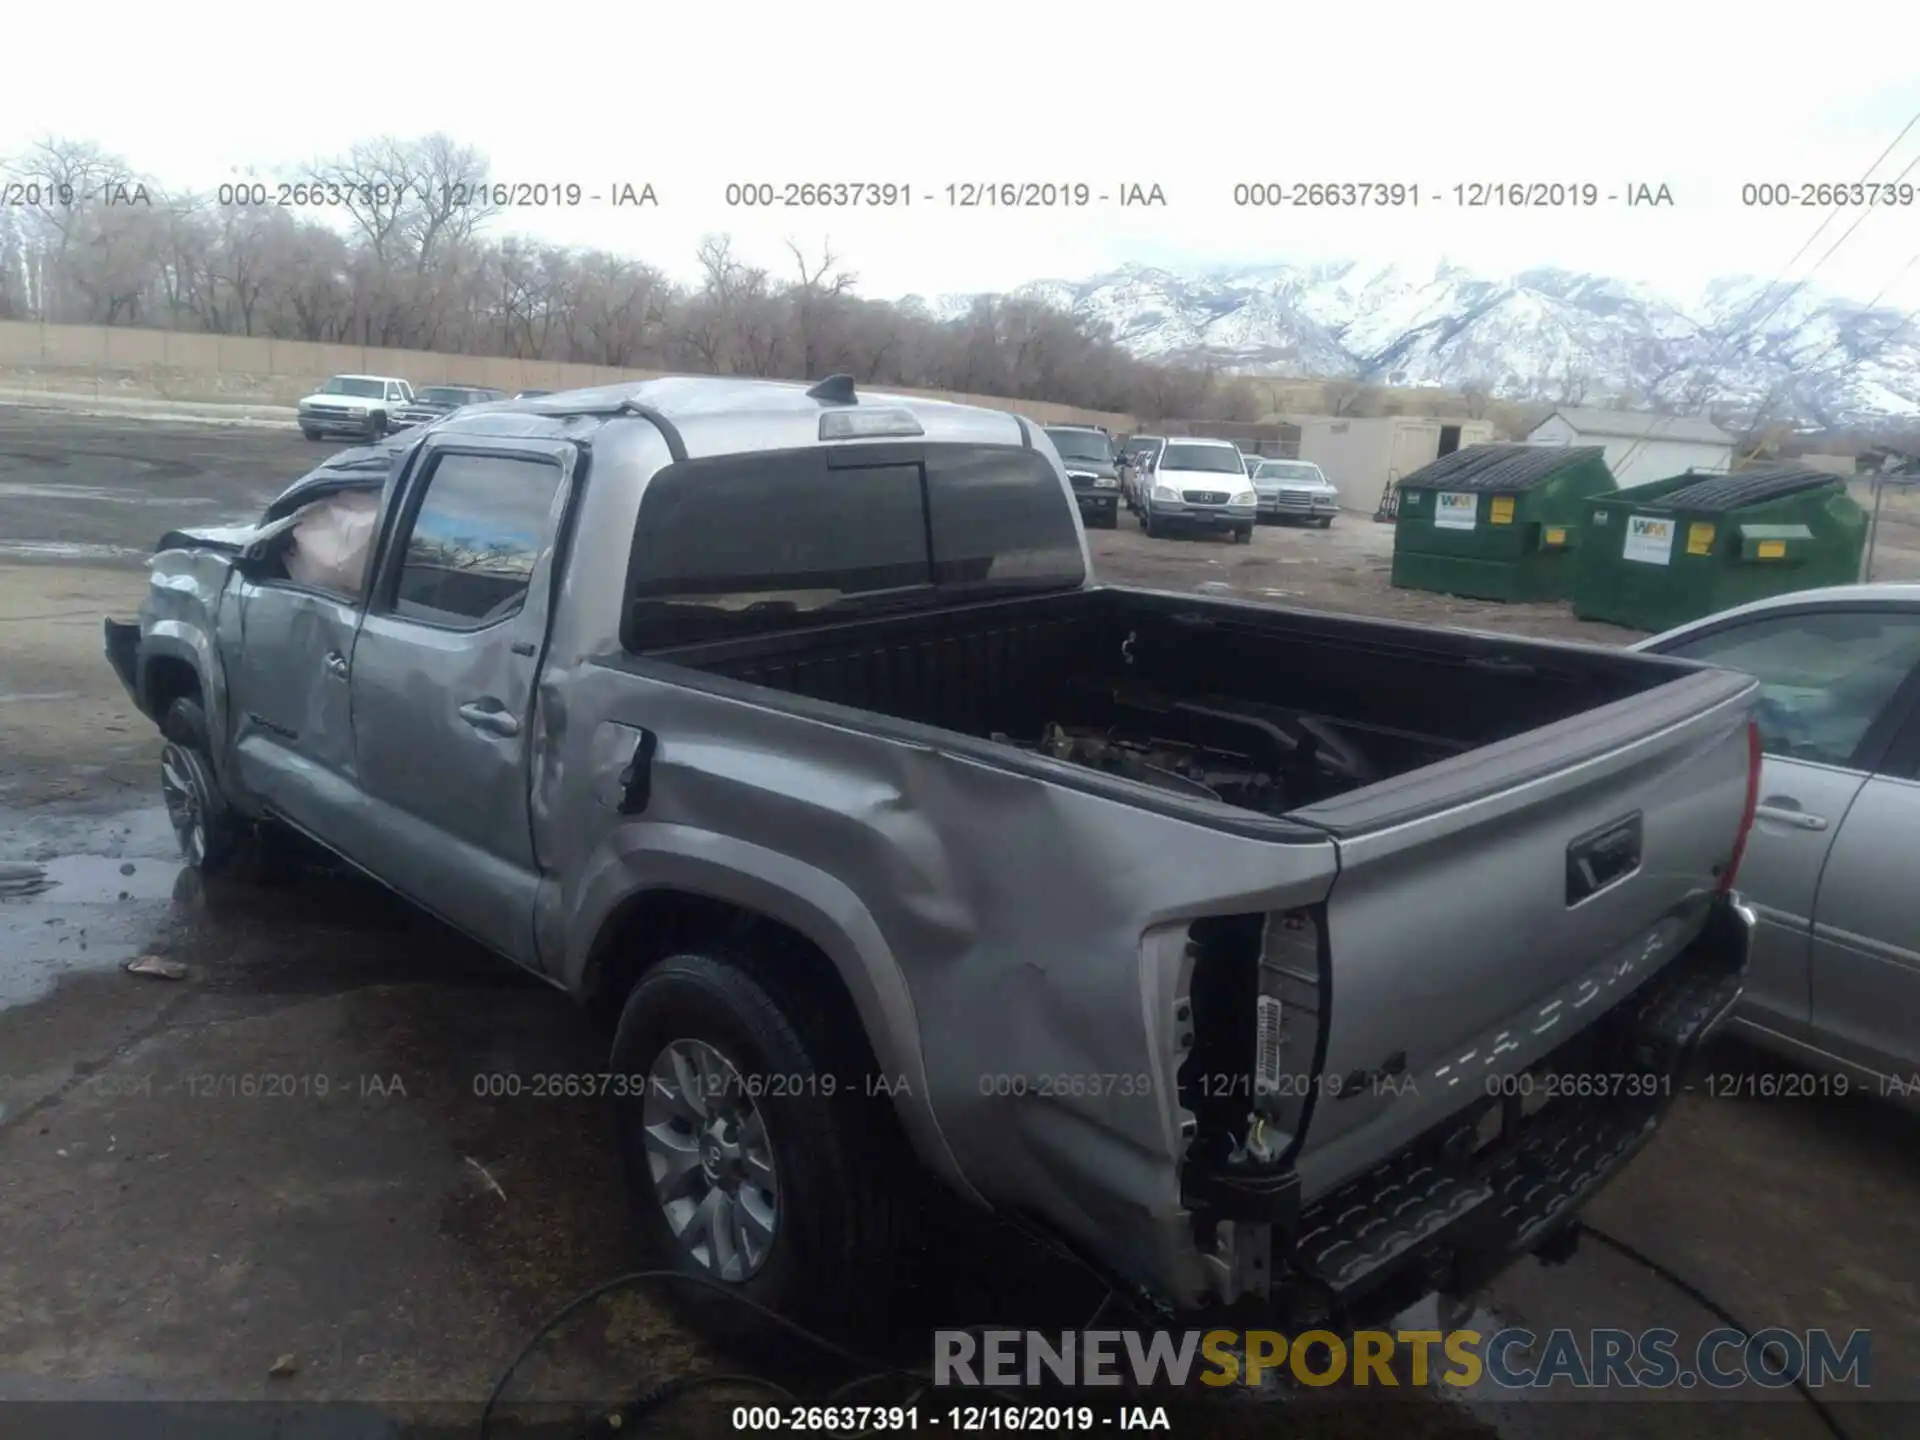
[1140,436,1259,542]
[104,373,1758,1336]
[391,384,507,430]
[1633,585,1920,1096]
[1120,435,1164,512]
[296,374,416,441]
[1250,459,1342,527]
[1042,425,1123,529]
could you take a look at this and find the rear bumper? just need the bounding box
[1189,895,1752,1326]
[104,617,144,714]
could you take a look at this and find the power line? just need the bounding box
[1607,111,1920,478]
[1735,241,1920,465]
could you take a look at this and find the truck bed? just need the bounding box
[637,583,1718,826]
[627,580,1757,1223]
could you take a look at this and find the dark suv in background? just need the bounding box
[1043,425,1124,528]
[392,384,508,430]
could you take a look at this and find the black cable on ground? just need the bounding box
[476,1268,920,1439]
[1574,1220,1853,1440]
[476,1260,1130,1440]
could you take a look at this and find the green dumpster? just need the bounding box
[1570,465,1867,632]
[1389,444,1616,601]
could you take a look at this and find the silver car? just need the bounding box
[1250,459,1341,527]
[1635,585,1920,1095]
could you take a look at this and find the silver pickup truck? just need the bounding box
[105,376,1760,1335]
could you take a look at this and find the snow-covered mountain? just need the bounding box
[919,261,1920,426]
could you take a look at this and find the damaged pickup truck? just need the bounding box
[104,376,1761,1334]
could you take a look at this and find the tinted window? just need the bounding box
[323,377,385,398]
[393,452,564,626]
[624,446,1084,650]
[418,387,469,405]
[926,447,1084,586]
[1659,609,1920,768]
[1161,443,1247,475]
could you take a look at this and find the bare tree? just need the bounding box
[1323,380,1367,416]
[786,240,855,379]
[1553,360,1592,406]
[0,132,1307,422]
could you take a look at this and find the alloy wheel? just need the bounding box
[641,1037,781,1280]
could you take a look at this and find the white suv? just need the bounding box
[296,374,415,442]
[1140,436,1259,542]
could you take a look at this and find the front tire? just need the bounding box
[159,697,237,873]
[1233,526,1253,544]
[366,411,387,439]
[300,426,322,441]
[610,952,920,1338]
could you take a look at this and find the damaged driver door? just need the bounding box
[346,436,577,968]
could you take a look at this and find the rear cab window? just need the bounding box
[622,444,1085,650]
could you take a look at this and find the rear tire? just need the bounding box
[300,426,322,441]
[610,951,922,1343]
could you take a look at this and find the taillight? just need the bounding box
[1719,719,1763,894]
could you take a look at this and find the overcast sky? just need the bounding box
[4,0,1918,308]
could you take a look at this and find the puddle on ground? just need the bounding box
[0,804,187,1011]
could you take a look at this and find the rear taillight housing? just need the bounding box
[1719,719,1763,894]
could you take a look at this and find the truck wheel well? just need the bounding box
[144,658,202,728]
[583,890,880,1071]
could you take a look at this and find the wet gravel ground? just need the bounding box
[2,404,1917,1439]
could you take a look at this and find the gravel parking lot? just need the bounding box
[2,404,1916,1438]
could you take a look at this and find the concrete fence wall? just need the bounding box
[0,320,1136,429]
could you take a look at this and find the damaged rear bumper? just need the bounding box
[1183,895,1752,1327]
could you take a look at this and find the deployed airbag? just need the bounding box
[284,491,381,596]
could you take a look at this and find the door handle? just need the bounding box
[323,651,348,678]
[457,701,522,738]
[1754,803,1828,831]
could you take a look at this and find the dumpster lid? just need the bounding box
[1660,466,1840,512]
[1399,443,1608,493]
